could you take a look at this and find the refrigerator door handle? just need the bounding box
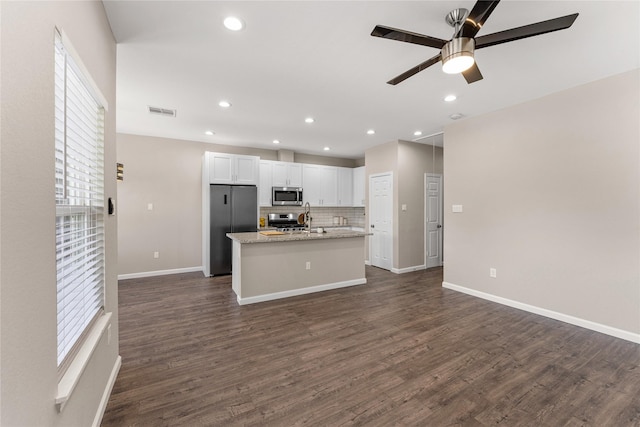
[224,194,228,205]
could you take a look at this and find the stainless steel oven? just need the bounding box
[272,187,303,206]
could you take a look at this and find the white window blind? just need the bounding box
[55,34,105,369]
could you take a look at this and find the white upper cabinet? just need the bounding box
[233,155,260,185]
[337,167,353,206]
[352,166,365,207]
[259,160,273,206]
[272,162,303,187]
[303,164,338,206]
[207,152,259,185]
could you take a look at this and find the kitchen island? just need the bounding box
[226,230,368,305]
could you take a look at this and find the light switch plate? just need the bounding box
[401,204,407,211]
[452,204,463,213]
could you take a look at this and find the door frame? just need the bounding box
[424,173,443,268]
[368,172,394,271]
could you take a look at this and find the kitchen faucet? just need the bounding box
[304,202,311,232]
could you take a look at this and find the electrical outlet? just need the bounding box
[154,251,159,259]
[489,268,497,278]
[147,203,153,211]
[305,261,311,270]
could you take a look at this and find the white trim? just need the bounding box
[391,264,426,274]
[442,281,640,344]
[202,153,211,277]
[118,266,203,280]
[92,355,121,427]
[237,278,367,305]
[56,312,112,411]
[55,27,108,111]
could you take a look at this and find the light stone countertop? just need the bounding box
[227,229,370,244]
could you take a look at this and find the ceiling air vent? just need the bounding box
[148,106,177,117]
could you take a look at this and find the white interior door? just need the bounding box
[425,174,443,268]
[369,173,393,270]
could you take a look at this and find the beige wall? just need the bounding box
[443,69,640,336]
[0,1,119,425]
[397,141,443,269]
[117,133,364,275]
[364,140,444,270]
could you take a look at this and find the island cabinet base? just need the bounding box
[231,236,366,305]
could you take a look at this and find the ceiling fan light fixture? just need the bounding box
[441,37,475,74]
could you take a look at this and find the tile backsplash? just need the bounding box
[260,206,366,228]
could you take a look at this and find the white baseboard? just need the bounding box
[442,281,640,344]
[118,266,203,280]
[391,264,426,274]
[92,355,121,427]
[237,278,367,305]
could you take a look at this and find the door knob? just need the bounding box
[437,224,442,228]
[371,224,375,228]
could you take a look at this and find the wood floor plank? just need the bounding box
[101,267,640,426]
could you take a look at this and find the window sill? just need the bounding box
[56,312,112,412]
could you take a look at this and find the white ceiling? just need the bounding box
[103,1,639,159]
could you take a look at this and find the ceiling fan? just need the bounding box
[371,1,578,85]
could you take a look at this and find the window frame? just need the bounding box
[54,28,108,379]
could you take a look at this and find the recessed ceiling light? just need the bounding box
[205,130,214,136]
[414,131,423,136]
[272,139,280,144]
[223,16,244,31]
[218,100,231,108]
[444,94,457,102]
[367,129,375,135]
[323,146,330,151]
[305,117,315,124]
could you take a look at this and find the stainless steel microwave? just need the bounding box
[272,187,303,206]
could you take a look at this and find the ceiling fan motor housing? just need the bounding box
[441,37,475,73]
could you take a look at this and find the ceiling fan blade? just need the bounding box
[387,54,441,85]
[458,1,501,38]
[371,25,448,49]
[475,13,579,49]
[462,62,483,84]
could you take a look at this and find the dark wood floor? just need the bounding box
[102,266,640,426]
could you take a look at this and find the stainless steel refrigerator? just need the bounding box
[210,185,257,275]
